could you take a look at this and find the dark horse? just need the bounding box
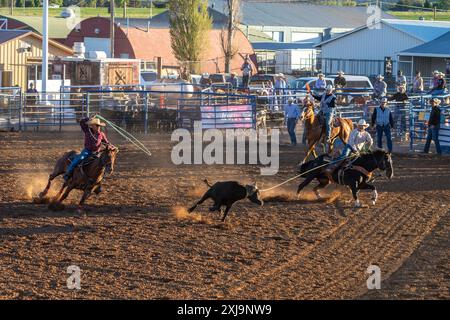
[296,149,393,207]
[36,145,119,212]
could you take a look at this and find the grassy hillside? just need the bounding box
[388,10,450,21]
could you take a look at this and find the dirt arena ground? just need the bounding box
[0,130,448,299]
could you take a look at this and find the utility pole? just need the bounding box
[110,0,115,58]
[433,5,436,21]
[42,0,49,93]
[10,0,13,15]
[123,1,126,19]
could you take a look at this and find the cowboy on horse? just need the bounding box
[324,119,373,177]
[64,115,110,182]
[310,84,337,145]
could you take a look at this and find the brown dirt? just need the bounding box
[0,131,448,299]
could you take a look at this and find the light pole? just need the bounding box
[42,0,49,93]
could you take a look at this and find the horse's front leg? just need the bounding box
[313,177,330,199]
[297,175,315,195]
[350,182,361,208]
[52,182,68,203]
[359,181,377,205]
[78,188,94,214]
[39,174,56,199]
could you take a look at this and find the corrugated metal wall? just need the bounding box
[0,35,69,89]
[320,23,424,75]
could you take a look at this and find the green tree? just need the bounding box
[16,0,24,7]
[33,0,40,7]
[424,0,432,7]
[169,0,212,78]
[438,0,450,9]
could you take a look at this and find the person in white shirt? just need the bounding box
[324,119,373,175]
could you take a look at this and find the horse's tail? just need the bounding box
[203,179,213,188]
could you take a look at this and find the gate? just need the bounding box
[0,87,21,131]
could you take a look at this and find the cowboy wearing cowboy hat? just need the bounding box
[334,71,346,88]
[315,73,327,91]
[423,98,442,155]
[373,74,387,100]
[311,84,336,143]
[324,119,373,176]
[284,97,300,146]
[371,97,394,153]
[64,115,110,181]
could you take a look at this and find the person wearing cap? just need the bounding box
[64,115,110,181]
[373,75,387,100]
[371,97,394,153]
[311,84,336,143]
[324,119,373,175]
[423,98,442,155]
[315,73,327,91]
[284,97,301,146]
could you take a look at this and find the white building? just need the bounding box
[315,19,450,78]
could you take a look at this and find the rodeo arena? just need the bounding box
[0,1,449,303]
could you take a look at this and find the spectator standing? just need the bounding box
[241,57,253,88]
[412,71,424,93]
[423,98,442,155]
[314,73,327,91]
[229,72,238,90]
[371,97,394,153]
[334,71,346,88]
[396,70,407,90]
[284,97,301,146]
[275,73,287,108]
[373,75,387,100]
[26,82,39,106]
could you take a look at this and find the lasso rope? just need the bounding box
[96,115,152,157]
[259,153,359,192]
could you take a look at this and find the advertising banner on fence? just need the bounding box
[200,105,254,129]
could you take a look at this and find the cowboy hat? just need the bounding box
[318,73,324,77]
[326,84,334,91]
[430,98,441,105]
[87,117,106,127]
[380,97,388,103]
[433,70,439,74]
[337,70,345,75]
[288,96,294,102]
[357,119,369,128]
[376,74,384,79]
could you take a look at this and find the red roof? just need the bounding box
[65,17,256,74]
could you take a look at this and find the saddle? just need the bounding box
[68,152,100,168]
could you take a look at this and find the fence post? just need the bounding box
[409,104,413,151]
[86,93,90,117]
[144,91,148,134]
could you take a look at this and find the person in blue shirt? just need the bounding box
[314,73,327,91]
[284,97,301,146]
[371,97,394,153]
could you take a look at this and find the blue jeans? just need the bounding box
[424,126,441,154]
[66,148,92,176]
[287,118,297,145]
[376,125,393,152]
[336,144,352,161]
[324,112,333,141]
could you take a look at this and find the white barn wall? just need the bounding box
[320,23,424,75]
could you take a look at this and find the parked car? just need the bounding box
[290,76,334,91]
[248,74,278,96]
[328,75,374,104]
[60,8,75,18]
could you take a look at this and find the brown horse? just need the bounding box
[36,145,118,212]
[300,103,353,163]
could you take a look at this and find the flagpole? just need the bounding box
[42,0,49,93]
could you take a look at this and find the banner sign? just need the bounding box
[200,104,254,129]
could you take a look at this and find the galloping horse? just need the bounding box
[36,145,119,212]
[300,102,353,163]
[296,150,393,207]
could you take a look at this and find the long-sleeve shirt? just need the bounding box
[315,78,326,90]
[312,93,336,114]
[428,106,441,127]
[371,106,394,128]
[347,129,373,152]
[373,80,387,96]
[284,103,300,120]
[80,117,109,153]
